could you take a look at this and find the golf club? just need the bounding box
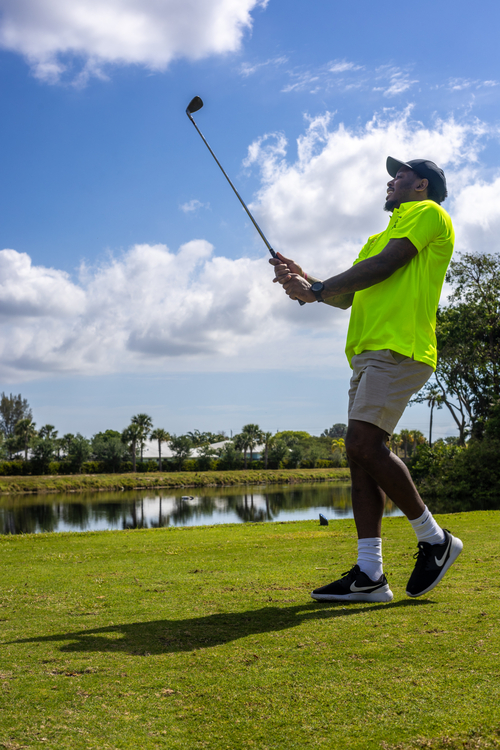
[186,96,305,306]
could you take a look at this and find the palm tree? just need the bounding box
[262,432,273,469]
[150,428,170,472]
[409,429,426,456]
[331,437,346,455]
[122,423,142,472]
[390,432,401,457]
[424,387,443,447]
[399,429,411,460]
[39,424,58,440]
[240,424,264,467]
[233,432,250,469]
[131,414,153,462]
[61,433,75,457]
[186,429,204,446]
[14,418,37,461]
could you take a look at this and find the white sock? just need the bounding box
[357,537,383,581]
[409,506,446,545]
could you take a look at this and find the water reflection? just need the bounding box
[0,483,402,535]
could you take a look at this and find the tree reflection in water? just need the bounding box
[0,483,401,535]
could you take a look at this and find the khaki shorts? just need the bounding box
[348,350,433,435]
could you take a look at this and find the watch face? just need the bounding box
[311,281,324,301]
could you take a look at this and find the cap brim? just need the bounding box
[386,156,411,178]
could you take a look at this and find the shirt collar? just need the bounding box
[392,200,420,215]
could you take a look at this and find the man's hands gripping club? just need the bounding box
[269,253,317,303]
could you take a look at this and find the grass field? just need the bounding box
[1,512,499,749]
[0,468,351,496]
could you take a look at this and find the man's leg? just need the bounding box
[346,419,425,523]
[345,418,462,598]
[311,351,461,603]
[310,421,395,603]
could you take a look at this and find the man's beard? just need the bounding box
[384,197,399,212]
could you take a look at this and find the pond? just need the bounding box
[0,482,402,534]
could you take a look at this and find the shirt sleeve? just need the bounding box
[390,201,452,253]
[353,234,381,265]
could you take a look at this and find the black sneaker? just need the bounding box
[311,565,393,603]
[406,529,463,598]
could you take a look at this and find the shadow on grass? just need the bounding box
[8,599,433,655]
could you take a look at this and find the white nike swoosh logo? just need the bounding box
[350,582,381,592]
[435,538,452,567]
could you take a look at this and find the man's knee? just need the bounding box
[346,420,387,465]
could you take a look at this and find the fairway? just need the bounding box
[1,512,499,749]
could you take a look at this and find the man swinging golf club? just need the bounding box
[271,157,463,601]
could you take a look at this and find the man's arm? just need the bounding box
[273,238,418,303]
[305,274,353,309]
[269,257,354,308]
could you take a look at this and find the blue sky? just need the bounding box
[1,0,500,439]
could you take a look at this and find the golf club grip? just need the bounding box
[269,248,306,306]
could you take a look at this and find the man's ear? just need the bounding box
[415,177,429,194]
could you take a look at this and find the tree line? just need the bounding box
[0,396,461,479]
[0,404,351,475]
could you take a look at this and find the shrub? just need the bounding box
[196,457,215,471]
[0,460,25,476]
[81,461,105,474]
[410,439,500,512]
[316,459,335,469]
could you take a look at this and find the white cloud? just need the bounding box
[281,61,418,98]
[373,66,418,97]
[0,240,347,382]
[446,78,499,92]
[179,199,209,213]
[0,0,267,83]
[328,60,363,74]
[451,175,500,256]
[0,250,85,318]
[2,109,499,383]
[239,55,288,77]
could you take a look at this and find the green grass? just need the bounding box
[0,468,350,495]
[1,512,499,749]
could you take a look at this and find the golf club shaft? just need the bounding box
[188,114,273,252]
[187,111,306,306]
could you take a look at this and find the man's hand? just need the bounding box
[280,273,316,302]
[269,252,304,281]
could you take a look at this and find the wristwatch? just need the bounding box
[310,281,325,302]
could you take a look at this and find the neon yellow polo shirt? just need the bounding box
[345,200,454,370]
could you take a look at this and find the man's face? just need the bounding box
[384,167,420,212]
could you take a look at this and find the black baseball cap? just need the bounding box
[386,157,448,203]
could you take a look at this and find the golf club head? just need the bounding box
[186,96,204,116]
